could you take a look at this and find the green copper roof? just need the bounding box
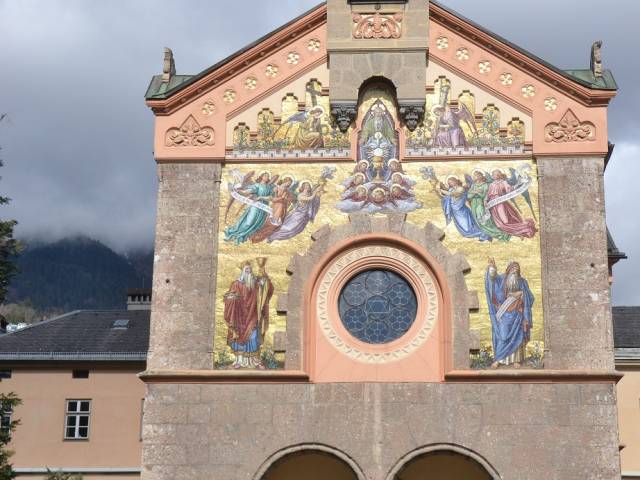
[144,2,324,101]
[563,69,617,90]
[145,74,194,100]
[145,1,617,101]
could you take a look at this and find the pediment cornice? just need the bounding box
[146,4,327,116]
[429,2,616,107]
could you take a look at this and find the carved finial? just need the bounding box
[591,41,603,78]
[162,47,176,83]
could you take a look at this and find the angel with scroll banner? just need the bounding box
[224,167,336,245]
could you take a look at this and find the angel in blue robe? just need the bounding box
[485,259,535,368]
[436,176,491,242]
[224,172,276,245]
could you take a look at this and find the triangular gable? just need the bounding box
[147,1,616,161]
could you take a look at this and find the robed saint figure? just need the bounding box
[485,259,535,368]
[223,258,274,369]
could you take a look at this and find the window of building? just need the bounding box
[1,407,12,433]
[64,400,91,440]
[338,269,417,344]
[72,370,89,379]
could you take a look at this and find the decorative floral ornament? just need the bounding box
[544,97,558,112]
[222,89,237,104]
[165,115,214,147]
[201,100,216,116]
[307,38,321,52]
[352,12,403,39]
[500,73,513,86]
[436,36,449,50]
[265,64,279,78]
[521,84,536,98]
[455,47,470,62]
[244,77,258,90]
[478,60,491,74]
[545,109,596,143]
[286,52,300,65]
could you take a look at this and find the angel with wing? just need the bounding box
[431,85,477,149]
[485,168,537,239]
[467,170,511,242]
[250,175,297,243]
[434,175,492,242]
[224,170,279,245]
[273,106,326,149]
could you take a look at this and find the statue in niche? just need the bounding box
[337,96,421,214]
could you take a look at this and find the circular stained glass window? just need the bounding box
[338,269,418,344]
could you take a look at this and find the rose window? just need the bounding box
[338,269,417,344]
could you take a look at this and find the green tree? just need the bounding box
[0,114,20,306]
[0,392,21,480]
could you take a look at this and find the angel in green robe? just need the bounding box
[467,170,511,242]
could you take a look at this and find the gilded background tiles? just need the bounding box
[214,160,543,369]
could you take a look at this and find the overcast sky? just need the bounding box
[0,0,638,304]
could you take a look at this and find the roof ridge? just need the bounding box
[1,310,83,338]
[1,309,148,339]
[146,1,326,101]
[429,0,616,92]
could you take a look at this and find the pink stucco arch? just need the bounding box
[303,231,453,383]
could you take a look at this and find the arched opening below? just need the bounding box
[261,450,359,480]
[395,451,494,480]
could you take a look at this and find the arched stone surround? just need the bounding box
[385,444,502,480]
[277,212,479,375]
[254,443,367,480]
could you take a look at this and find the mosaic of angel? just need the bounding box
[421,164,537,242]
[224,166,336,245]
[406,78,526,151]
[431,85,477,149]
[272,105,326,150]
[232,81,350,151]
[337,98,421,214]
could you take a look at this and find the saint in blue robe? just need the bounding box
[441,187,492,242]
[485,269,535,362]
[225,183,274,245]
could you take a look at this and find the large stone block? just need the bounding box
[140,382,621,480]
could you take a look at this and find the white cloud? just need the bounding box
[606,142,640,305]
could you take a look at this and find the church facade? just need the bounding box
[142,1,620,478]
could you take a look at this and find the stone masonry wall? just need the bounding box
[147,163,221,371]
[538,156,615,370]
[142,382,621,480]
[142,155,621,480]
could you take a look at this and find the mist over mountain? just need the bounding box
[7,236,153,312]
